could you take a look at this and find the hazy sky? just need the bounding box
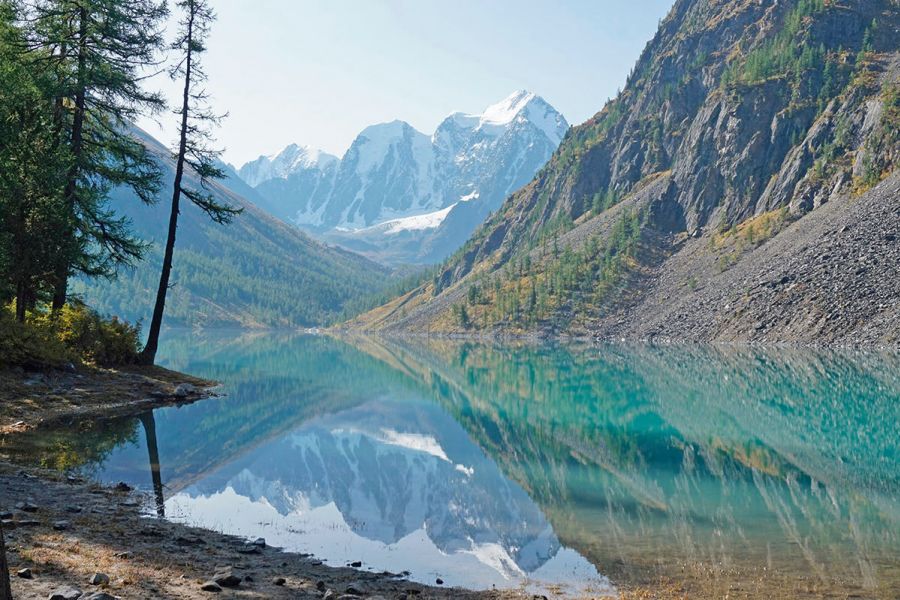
[139,0,674,166]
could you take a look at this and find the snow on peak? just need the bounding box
[437,91,567,145]
[275,143,338,171]
[480,90,537,126]
[239,143,337,186]
[352,120,432,179]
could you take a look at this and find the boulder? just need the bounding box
[48,587,83,600]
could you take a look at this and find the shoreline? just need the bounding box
[0,365,216,436]
[331,327,900,351]
[0,463,530,600]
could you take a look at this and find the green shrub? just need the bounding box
[1,303,141,368]
[0,307,72,368]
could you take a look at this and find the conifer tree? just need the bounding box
[139,0,239,365]
[24,0,169,309]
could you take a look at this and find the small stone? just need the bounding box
[316,580,326,591]
[322,591,335,600]
[18,519,40,527]
[435,578,444,585]
[48,586,83,600]
[243,575,254,583]
[175,535,205,546]
[273,577,286,586]
[114,482,132,492]
[350,561,362,568]
[114,551,131,559]
[52,520,71,531]
[83,593,118,600]
[250,537,266,547]
[200,581,221,593]
[0,511,13,519]
[236,545,260,554]
[344,585,364,596]
[89,573,110,586]
[1,519,16,530]
[16,567,32,579]
[212,569,241,588]
[66,506,83,514]
[16,501,38,512]
[66,475,83,484]
[174,383,196,397]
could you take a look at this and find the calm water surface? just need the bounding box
[3,331,899,598]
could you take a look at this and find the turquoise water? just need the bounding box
[4,331,900,597]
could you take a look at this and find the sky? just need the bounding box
[139,0,674,166]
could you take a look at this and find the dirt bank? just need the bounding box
[0,365,214,436]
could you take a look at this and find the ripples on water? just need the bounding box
[3,331,899,598]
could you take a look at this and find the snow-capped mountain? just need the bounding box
[238,143,338,187]
[237,91,568,264]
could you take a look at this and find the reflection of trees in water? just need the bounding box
[139,412,164,518]
[350,337,900,597]
[0,416,140,475]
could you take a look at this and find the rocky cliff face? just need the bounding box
[354,0,900,344]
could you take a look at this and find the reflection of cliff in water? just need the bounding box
[348,337,900,597]
[186,398,563,575]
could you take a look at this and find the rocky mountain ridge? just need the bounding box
[352,0,900,345]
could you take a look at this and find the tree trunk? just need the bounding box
[15,282,26,323]
[52,6,88,311]
[139,7,195,365]
[0,520,12,600]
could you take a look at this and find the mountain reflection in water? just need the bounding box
[3,330,898,598]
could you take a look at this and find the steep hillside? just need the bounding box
[354,0,900,345]
[73,129,391,328]
[239,91,568,265]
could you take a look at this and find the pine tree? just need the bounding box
[23,0,169,309]
[139,0,239,365]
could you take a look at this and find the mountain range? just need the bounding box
[354,0,900,345]
[237,91,569,265]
